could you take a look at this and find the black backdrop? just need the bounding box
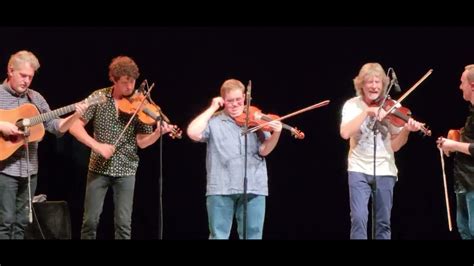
[2,26,471,239]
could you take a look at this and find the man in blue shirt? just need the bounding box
[187,79,282,239]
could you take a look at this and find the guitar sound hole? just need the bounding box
[6,135,20,143]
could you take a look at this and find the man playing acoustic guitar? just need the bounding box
[0,50,88,239]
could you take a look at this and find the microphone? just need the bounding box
[159,110,171,124]
[142,108,161,121]
[243,80,252,130]
[142,105,170,124]
[390,69,401,93]
[137,79,147,91]
[246,80,252,103]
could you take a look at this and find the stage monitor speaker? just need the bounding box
[25,201,72,239]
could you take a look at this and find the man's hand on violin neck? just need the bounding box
[268,121,282,132]
[404,118,422,132]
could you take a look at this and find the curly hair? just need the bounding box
[108,56,140,82]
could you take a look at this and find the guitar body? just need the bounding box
[0,103,45,161]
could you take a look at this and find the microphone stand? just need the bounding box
[370,68,395,239]
[143,81,165,240]
[23,126,47,239]
[242,80,252,240]
[140,81,172,240]
[22,126,33,225]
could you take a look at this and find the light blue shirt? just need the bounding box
[201,112,270,196]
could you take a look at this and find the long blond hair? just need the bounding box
[353,63,389,97]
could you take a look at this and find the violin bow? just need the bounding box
[385,69,433,115]
[242,99,330,135]
[114,82,155,147]
[438,147,453,231]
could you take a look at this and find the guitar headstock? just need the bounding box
[291,127,305,140]
[85,92,107,106]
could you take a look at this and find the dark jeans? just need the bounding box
[0,173,37,239]
[80,171,135,239]
[348,171,395,239]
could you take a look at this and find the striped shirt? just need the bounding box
[0,82,62,178]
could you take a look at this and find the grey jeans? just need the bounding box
[0,173,37,239]
[80,171,135,239]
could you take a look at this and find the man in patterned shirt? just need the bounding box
[69,56,174,239]
[0,50,88,239]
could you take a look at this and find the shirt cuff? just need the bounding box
[469,143,474,156]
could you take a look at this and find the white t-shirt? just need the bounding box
[341,96,402,177]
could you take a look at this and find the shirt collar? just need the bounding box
[217,111,234,122]
[2,79,29,98]
[105,86,114,98]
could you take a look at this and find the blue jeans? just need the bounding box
[81,171,135,239]
[348,171,395,239]
[456,191,474,239]
[0,173,37,239]
[206,194,266,239]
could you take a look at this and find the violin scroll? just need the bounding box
[290,127,305,139]
[167,125,183,139]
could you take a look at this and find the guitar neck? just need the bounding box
[19,103,76,127]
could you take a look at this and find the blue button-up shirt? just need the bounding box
[201,112,270,196]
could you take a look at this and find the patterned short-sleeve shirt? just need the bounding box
[82,87,153,177]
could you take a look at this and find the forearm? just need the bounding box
[136,130,162,149]
[58,113,82,133]
[453,141,472,156]
[391,128,410,152]
[187,107,216,141]
[340,111,368,140]
[259,131,281,156]
[68,120,98,149]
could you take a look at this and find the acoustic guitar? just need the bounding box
[0,93,106,160]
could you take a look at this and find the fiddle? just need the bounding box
[234,106,305,139]
[117,90,182,139]
[447,128,461,141]
[371,97,432,136]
